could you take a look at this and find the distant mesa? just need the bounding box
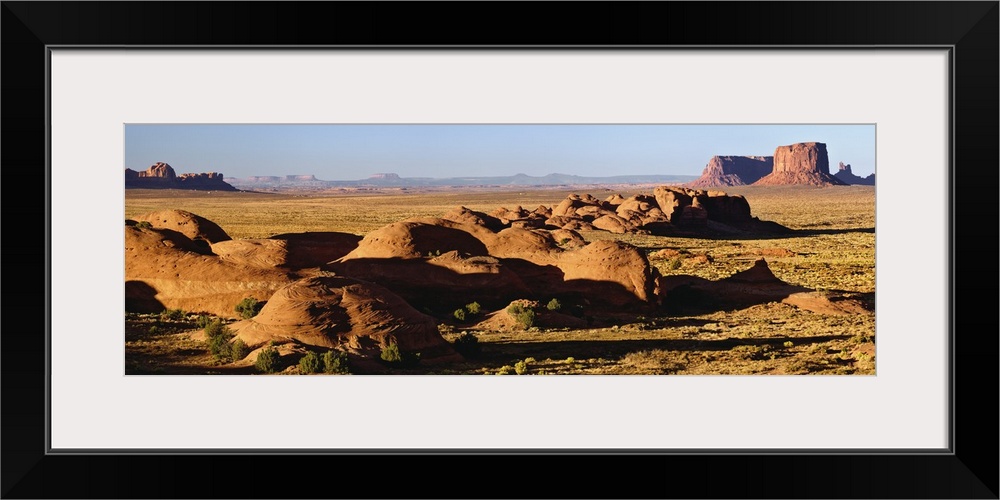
[286,174,318,181]
[833,162,875,185]
[752,142,846,186]
[686,155,774,187]
[369,173,401,180]
[125,162,237,191]
[686,142,852,187]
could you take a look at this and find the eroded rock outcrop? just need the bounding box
[833,162,876,185]
[686,155,774,187]
[228,276,462,365]
[124,222,292,317]
[125,162,238,191]
[753,143,846,186]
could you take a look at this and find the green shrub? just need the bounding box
[135,220,153,229]
[732,345,765,361]
[465,302,481,315]
[230,338,248,362]
[235,297,263,319]
[514,360,529,375]
[148,325,159,335]
[322,350,350,374]
[298,351,321,374]
[380,342,402,363]
[546,298,562,311]
[196,315,213,328]
[380,342,420,367]
[668,257,683,270]
[452,331,481,357]
[204,318,237,361]
[255,346,280,373]
[203,319,227,338]
[160,308,185,321]
[453,308,466,321]
[495,365,516,375]
[783,341,794,348]
[208,331,235,360]
[506,303,536,330]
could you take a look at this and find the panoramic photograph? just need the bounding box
[124,124,876,375]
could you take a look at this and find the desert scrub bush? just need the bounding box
[196,314,213,328]
[148,325,160,335]
[453,308,466,322]
[464,301,481,316]
[668,257,683,270]
[452,331,481,357]
[234,297,263,319]
[159,308,185,321]
[495,365,516,375]
[514,360,529,375]
[783,341,795,348]
[322,350,350,374]
[203,319,239,361]
[135,220,153,229]
[203,318,227,338]
[546,298,562,311]
[380,342,420,367]
[506,303,536,330]
[732,344,772,361]
[229,338,248,362]
[298,351,321,374]
[255,346,280,373]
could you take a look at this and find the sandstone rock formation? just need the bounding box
[833,162,876,185]
[125,162,238,191]
[686,155,774,187]
[327,215,661,311]
[228,276,463,366]
[210,232,361,270]
[132,209,232,245]
[753,143,846,186]
[534,187,782,236]
[124,221,292,317]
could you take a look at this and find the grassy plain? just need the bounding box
[125,184,876,375]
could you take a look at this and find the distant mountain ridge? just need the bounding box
[227,172,698,188]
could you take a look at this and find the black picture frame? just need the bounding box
[2,2,997,498]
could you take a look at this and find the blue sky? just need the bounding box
[124,124,876,179]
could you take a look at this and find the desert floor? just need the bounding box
[125,184,875,375]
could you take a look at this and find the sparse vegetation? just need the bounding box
[506,303,536,330]
[160,308,185,321]
[255,346,280,373]
[203,319,241,362]
[668,257,683,270]
[452,331,481,357]
[453,308,466,321]
[495,365,516,375]
[135,220,153,229]
[514,360,529,375]
[298,351,321,374]
[380,342,420,367]
[322,350,350,374]
[235,297,263,319]
[229,338,248,362]
[546,298,562,311]
[465,302,481,315]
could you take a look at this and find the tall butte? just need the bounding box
[752,142,846,186]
